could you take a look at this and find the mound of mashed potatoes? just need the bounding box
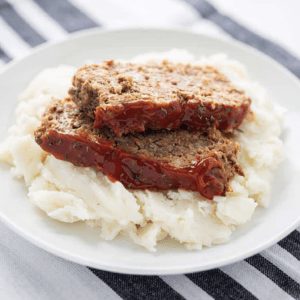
[0,50,284,251]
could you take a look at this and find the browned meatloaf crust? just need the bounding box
[34,98,244,200]
[68,60,251,137]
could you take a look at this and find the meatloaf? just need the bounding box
[34,98,244,200]
[68,60,251,136]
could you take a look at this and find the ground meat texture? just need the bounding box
[34,99,244,200]
[68,60,251,136]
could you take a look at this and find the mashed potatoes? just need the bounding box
[0,50,284,251]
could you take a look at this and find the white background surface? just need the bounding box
[210,0,300,58]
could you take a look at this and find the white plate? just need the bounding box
[0,28,300,275]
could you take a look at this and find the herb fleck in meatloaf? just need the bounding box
[34,98,244,200]
[68,60,251,136]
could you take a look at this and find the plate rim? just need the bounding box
[1,27,300,275]
[1,206,300,275]
[1,27,300,91]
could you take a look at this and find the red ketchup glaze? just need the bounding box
[94,99,251,137]
[40,130,226,200]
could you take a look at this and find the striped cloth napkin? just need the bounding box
[0,1,300,299]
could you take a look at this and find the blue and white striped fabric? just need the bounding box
[1,1,300,299]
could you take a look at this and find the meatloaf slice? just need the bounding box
[69,60,251,136]
[34,98,244,200]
